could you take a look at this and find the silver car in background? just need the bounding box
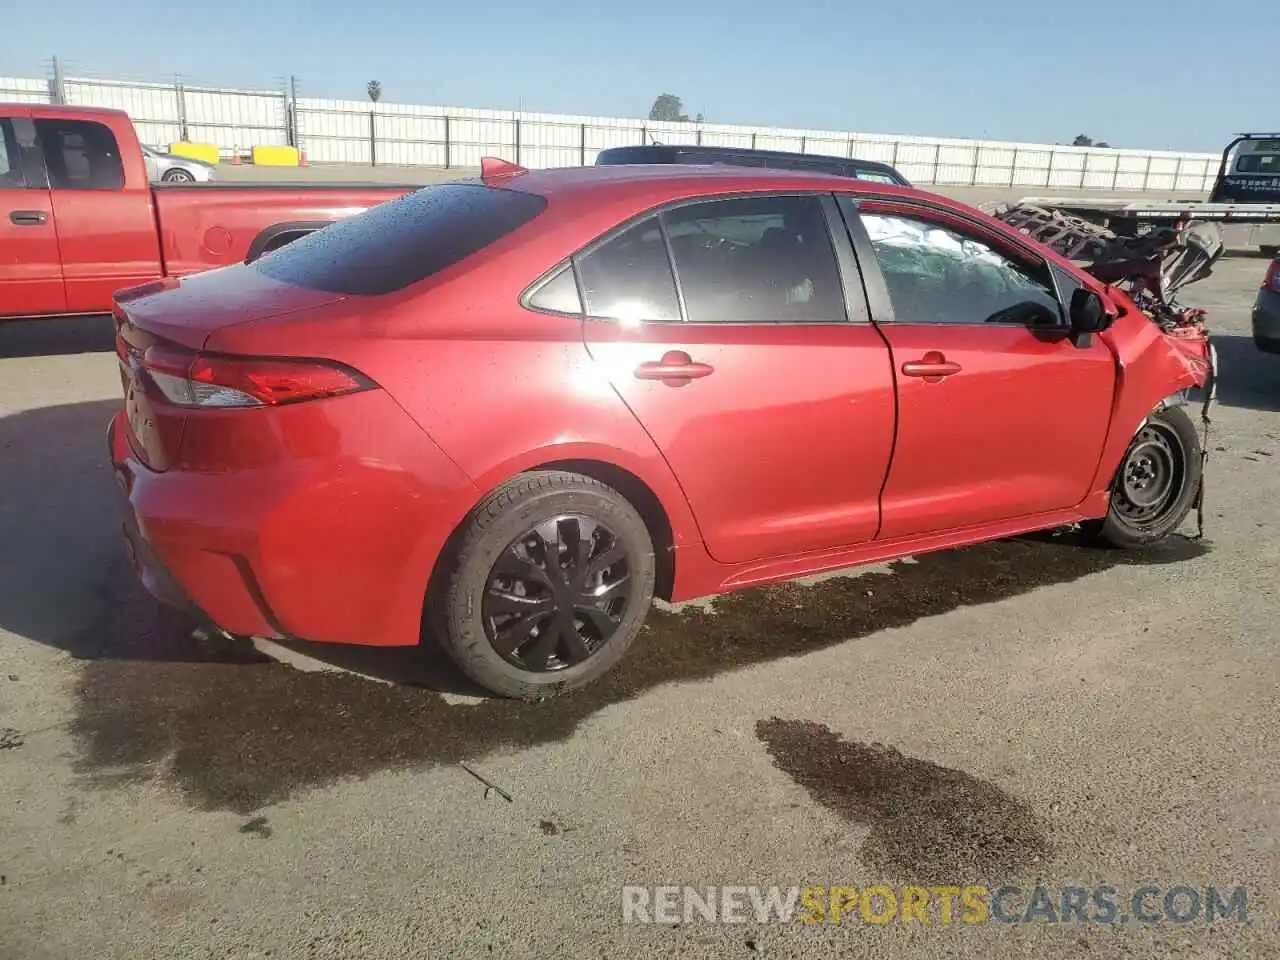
[140,143,216,183]
[1253,258,1280,353]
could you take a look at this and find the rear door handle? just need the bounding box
[901,350,961,382]
[9,210,48,226]
[634,350,714,384]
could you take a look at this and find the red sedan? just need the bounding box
[108,161,1214,698]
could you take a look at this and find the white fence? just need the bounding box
[2,73,1221,193]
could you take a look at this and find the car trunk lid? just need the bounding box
[112,265,348,472]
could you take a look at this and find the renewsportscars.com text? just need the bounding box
[621,884,1250,926]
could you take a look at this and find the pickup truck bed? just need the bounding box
[1,103,417,319]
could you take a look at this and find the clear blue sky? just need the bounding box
[7,0,1277,152]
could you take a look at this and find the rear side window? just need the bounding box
[575,215,682,323]
[252,183,547,295]
[0,120,21,187]
[34,119,124,190]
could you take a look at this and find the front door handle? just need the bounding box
[9,210,48,226]
[634,350,714,384]
[901,350,961,382]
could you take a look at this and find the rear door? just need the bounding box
[0,112,64,317]
[577,190,897,565]
[34,116,163,313]
[836,194,1116,540]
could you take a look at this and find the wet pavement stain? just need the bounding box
[756,718,1054,884]
[68,529,1208,815]
[238,816,273,839]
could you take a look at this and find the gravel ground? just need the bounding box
[0,236,1277,957]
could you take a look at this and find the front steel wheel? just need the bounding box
[1085,405,1203,549]
[433,471,656,699]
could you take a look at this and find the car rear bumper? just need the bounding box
[107,391,480,647]
[110,415,208,619]
[1253,287,1280,352]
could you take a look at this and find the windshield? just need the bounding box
[1232,138,1280,175]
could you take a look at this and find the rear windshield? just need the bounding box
[252,182,547,295]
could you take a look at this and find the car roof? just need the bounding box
[484,162,928,207]
[0,102,131,123]
[599,143,901,170]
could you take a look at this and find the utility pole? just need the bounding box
[50,55,66,104]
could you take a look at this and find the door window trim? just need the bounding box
[519,189,872,327]
[834,193,1069,328]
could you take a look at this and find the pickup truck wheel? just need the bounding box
[1083,405,1202,549]
[431,471,656,699]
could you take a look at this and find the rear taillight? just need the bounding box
[141,345,375,408]
[1265,260,1280,293]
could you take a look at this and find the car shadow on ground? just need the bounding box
[1210,332,1280,413]
[0,314,116,359]
[0,399,1213,815]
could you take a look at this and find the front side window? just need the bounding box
[575,216,682,323]
[858,210,1062,326]
[34,119,124,190]
[662,194,847,323]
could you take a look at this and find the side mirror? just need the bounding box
[1069,288,1111,334]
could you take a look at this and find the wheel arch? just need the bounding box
[1087,318,1211,499]
[425,455,682,610]
[1089,384,1200,502]
[244,220,334,262]
[536,458,677,601]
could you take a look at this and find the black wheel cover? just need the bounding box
[1112,420,1187,530]
[482,514,632,672]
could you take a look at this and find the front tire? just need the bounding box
[161,168,195,183]
[1084,405,1202,549]
[433,471,656,699]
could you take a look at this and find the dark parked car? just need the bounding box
[595,143,911,186]
[1252,258,1280,352]
[109,161,1215,700]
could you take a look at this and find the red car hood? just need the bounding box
[113,264,347,350]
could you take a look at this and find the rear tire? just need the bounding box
[432,471,656,699]
[1083,405,1202,549]
[161,168,195,183]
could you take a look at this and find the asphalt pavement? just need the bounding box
[0,227,1277,957]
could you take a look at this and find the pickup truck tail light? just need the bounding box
[1265,259,1280,293]
[141,345,376,408]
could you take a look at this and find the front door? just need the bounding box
[839,197,1117,540]
[0,114,64,317]
[575,192,898,565]
[34,116,162,313]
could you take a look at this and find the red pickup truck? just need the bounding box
[1,103,417,319]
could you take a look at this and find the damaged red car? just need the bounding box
[108,161,1218,699]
